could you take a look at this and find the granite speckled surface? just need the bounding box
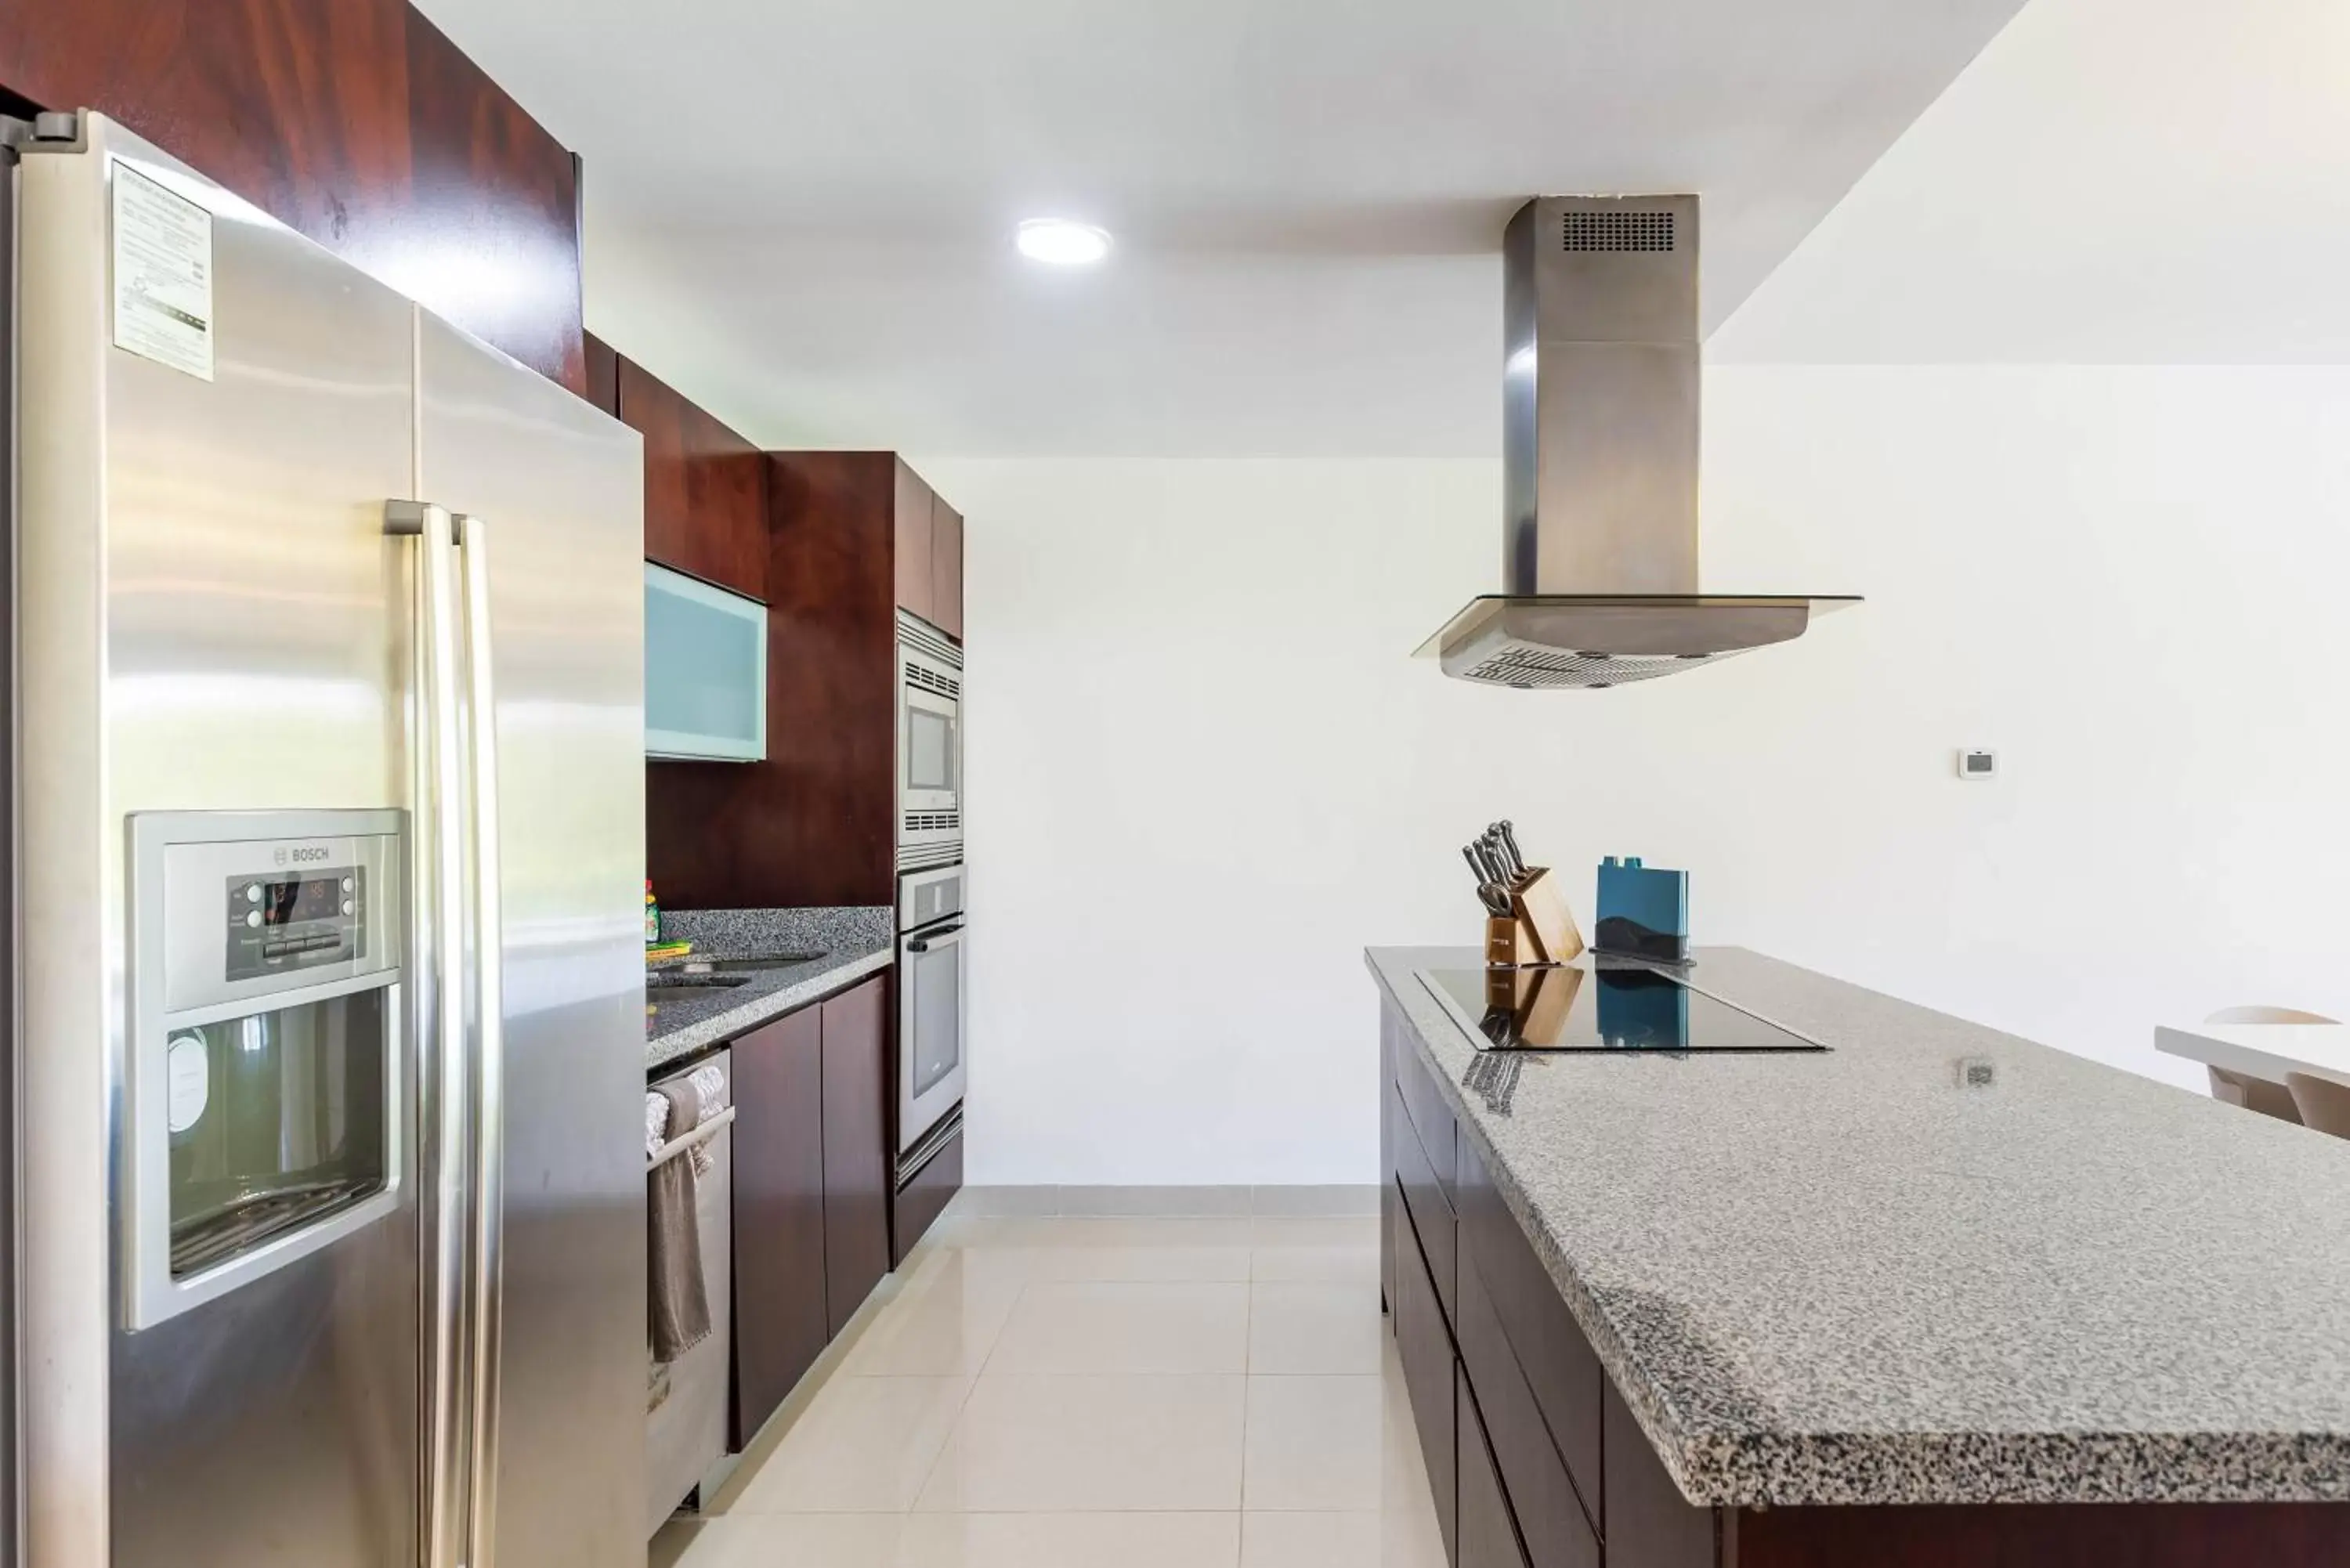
[1368,945,2350,1508]
[645,907,892,1073]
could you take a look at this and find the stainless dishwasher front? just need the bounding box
[646,1048,732,1535]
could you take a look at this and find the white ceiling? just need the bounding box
[1712,0,2350,363]
[418,0,2026,455]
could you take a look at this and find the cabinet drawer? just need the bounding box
[1392,1082,1455,1331]
[1459,1367,1533,1568]
[1456,1133,1603,1523]
[1394,1181,1458,1564]
[1394,1031,1457,1199]
[1456,1233,1601,1568]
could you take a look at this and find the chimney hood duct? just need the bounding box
[1419,195,1857,688]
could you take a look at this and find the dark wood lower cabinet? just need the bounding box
[819,977,890,1335]
[1394,1179,1459,1564]
[1379,1013,1397,1317]
[1455,1233,1600,1568]
[1459,1370,1533,1568]
[729,1005,829,1447]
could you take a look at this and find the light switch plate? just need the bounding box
[1956,749,1997,781]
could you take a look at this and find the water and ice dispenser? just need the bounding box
[126,810,406,1328]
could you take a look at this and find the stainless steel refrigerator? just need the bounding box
[6,112,647,1568]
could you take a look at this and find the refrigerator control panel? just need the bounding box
[135,811,404,1017]
[222,865,367,981]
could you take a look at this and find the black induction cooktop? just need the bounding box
[1418,960,1829,1053]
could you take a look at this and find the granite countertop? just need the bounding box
[1368,945,2350,1508]
[645,907,893,1074]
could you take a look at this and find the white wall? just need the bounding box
[924,365,2350,1184]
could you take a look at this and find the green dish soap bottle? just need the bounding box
[644,878,661,946]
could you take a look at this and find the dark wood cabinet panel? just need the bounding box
[730,1006,830,1447]
[1605,1382,1719,1568]
[893,1125,964,1267]
[1395,1182,1459,1566]
[1395,1035,1457,1201]
[1393,1081,1455,1333]
[1381,1011,1398,1319]
[648,452,898,909]
[1455,1234,1600,1568]
[929,493,964,641]
[820,977,890,1335]
[893,458,935,625]
[583,331,620,419]
[1459,1370,1535,1568]
[0,2,584,391]
[1723,1502,2350,1568]
[620,356,766,601]
[1456,1133,1602,1523]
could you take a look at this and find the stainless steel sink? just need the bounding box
[678,952,825,974]
[646,972,754,992]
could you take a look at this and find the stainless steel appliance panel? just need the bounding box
[646,1049,731,1537]
[898,864,968,1157]
[895,613,962,871]
[417,309,648,1568]
[1,121,22,1568]
[16,119,425,1568]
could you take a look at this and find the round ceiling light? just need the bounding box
[1016,219,1112,266]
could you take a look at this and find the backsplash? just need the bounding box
[658,905,894,956]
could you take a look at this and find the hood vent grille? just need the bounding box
[1561,210,1676,252]
[1464,646,1737,690]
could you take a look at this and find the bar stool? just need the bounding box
[2285,1073,2350,1140]
[2203,1006,2337,1124]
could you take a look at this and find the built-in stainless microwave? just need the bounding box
[896,613,962,870]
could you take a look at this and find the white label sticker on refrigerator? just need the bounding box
[167,1034,211,1134]
[111,163,215,381]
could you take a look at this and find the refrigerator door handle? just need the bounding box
[385,498,473,1568]
[456,512,507,1568]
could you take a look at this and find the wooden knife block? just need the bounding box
[1484,866,1586,969]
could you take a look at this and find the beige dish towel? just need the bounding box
[648,1081,712,1363]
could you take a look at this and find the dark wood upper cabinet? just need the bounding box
[930,493,964,641]
[730,1006,830,1447]
[0,2,586,392]
[649,450,960,910]
[583,332,620,420]
[893,458,935,625]
[620,356,766,602]
[819,976,891,1336]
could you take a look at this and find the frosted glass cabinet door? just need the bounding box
[645,562,768,761]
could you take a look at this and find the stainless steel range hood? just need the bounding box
[1419,195,1857,688]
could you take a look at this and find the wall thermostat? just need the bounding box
[1957,749,1997,781]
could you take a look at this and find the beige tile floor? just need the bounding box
[653,1212,1446,1568]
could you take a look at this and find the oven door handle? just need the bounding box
[905,923,966,955]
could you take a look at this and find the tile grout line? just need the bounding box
[900,1251,1033,1516]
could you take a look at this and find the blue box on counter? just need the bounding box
[1594,857,1690,965]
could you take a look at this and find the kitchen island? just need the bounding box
[1368,945,2350,1567]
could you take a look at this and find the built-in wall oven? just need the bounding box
[897,613,962,873]
[897,864,967,1161]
